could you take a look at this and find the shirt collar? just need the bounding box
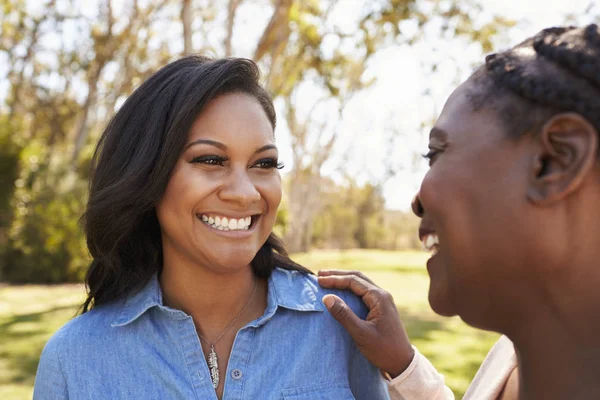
[111,274,165,327]
[112,267,324,327]
[269,268,324,312]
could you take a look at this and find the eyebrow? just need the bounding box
[184,139,277,155]
[429,127,449,140]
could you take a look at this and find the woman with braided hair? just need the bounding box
[318,24,600,399]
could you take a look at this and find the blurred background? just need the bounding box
[0,0,598,398]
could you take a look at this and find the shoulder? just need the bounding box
[464,335,517,399]
[272,267,368,319]
[40,300,122,358]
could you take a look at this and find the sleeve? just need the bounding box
[33,332,69,400]
[387,346,454,400]
[349,344,391,400]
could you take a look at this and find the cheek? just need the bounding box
[157,164,219,221]
[258,174,282,210]
[420,164,477,267]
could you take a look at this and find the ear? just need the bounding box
[528,113,598,205]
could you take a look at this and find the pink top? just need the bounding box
[388,335,517,400]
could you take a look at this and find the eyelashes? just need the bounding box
[421,149,441,166]
[255,158,285,170]
[190,155,226,165]
[189,155,284,170]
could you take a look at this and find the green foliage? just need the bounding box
[310,179,420,250]
[3,146,90,283]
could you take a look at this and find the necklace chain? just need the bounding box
[199,278,257,390]
[162,278,258,390]
[196,278,258,347]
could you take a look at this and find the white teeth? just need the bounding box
[199,214,253,231]
[425,235,435,249]
[422,234,440,253]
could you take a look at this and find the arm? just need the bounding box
[319,270,454,400]
[386,346,454,400]
[33,333,69,399]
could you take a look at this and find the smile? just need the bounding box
[421,233,439,255]
[198,214,256,231]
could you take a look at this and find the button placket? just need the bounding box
[222,327,256,399]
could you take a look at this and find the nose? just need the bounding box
[219,169,261,206]
[411,192,424,218]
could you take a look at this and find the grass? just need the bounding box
[0,283,86,399]
[0,250,499,399]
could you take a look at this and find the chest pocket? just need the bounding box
[281,382,355,400]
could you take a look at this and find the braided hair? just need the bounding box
[469,24,600,141]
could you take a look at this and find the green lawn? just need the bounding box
[0,250,498,399]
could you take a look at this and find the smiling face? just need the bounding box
[411,78,548,327]
[156,92,282,275]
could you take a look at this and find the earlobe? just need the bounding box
[528,113,598,205]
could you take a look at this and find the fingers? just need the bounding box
[322,294,369,342]
[317,274,373,297]
[319,274,395,311]
[317,269,376,285]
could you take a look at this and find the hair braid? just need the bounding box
[479,24,600,138]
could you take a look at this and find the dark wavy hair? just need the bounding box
[82,56,309,313]
[468,24,600,143]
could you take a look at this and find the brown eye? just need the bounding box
[254,158,284,169]
[190,155,227,165]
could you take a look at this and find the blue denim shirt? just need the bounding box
[34,268,390,399]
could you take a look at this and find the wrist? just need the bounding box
[386,345,416,379]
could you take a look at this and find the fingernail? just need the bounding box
[322,295,335,309]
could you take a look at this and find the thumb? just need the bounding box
[322,294,368,342]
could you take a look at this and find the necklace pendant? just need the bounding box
[207,345,220,389]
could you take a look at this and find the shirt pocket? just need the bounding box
[281,381,355,400]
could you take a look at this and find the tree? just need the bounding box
[0,0,175,282]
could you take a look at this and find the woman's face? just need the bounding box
[156,92,282,274]
[412,78,544,327]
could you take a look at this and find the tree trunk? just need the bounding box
[182,0,193,55]
[284,169,321,253]
[71,63,103,165]
[224,0,243,56]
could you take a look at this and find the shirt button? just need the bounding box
[231,369,243,380]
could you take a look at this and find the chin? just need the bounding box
[428,285,457,317]
[208,248,258,272]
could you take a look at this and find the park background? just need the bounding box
[0,0,598,398]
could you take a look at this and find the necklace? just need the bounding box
[196,279,257,389]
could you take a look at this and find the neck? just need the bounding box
[509,306,600,399]
[159,252,261,332]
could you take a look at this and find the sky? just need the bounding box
[330,0,599,210]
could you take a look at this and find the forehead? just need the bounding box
[432,80,506,145]
[187,92,275,145]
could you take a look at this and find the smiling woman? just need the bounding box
[32,56,390,400]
